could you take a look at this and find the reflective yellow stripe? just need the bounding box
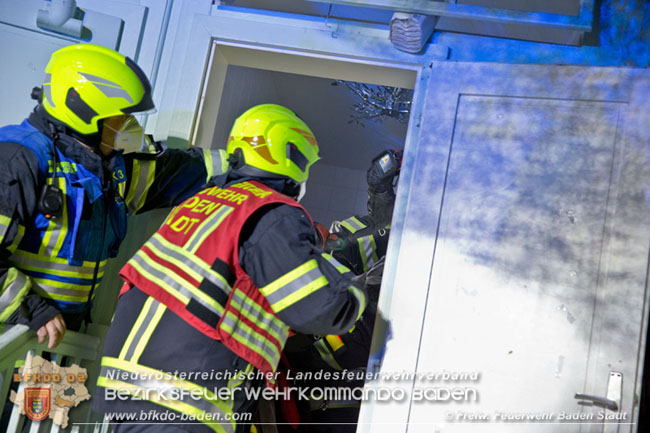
[340,217,366,234]
[144,240,204,285]
[220,312,280,370]
[271,275,327,313]
[9,260,102,279]
[128,254,190,304]
[126,159,156,213]
[229,289,289,346]
[151,234,231,292]
[203,148,214,179]
[186,205,234,253]
[6,225,24,254]
[120,296,156,360]
[218,149,229,176]
[31,277,93,291]
[260,259,319,297]
[321,252,351,274]
[98,357,234,433]
[347,284,366,322]
[0,269,32,321]
[11,248,107,269]
[226,363,253,408]
[202,149,227,181]
[31,284,90,303]
[129,251,225,317]
[314,339,343,371]
[130,301,166,363]
[260,259,328,313]
[357,234,380,272]
[50,177,68,257]
[0,214,11,241]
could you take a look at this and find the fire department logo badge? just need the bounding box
[25,388,51,421]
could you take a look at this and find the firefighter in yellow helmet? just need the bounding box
[0,44,227,347]
[93,104,367,433]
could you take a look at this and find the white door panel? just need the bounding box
[365,62,650,433]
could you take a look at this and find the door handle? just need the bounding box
[573,393,618,411]
[575,371,622,433]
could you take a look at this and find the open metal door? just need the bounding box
[362,61,650,433]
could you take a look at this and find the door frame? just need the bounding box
[149,6,448,429]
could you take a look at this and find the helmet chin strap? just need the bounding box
[297,181,307,202]
[36,104,103,150]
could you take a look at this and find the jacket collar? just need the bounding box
[27,106,118,184]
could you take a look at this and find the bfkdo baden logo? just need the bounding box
[25,388,51,421]
[10,354,91,428]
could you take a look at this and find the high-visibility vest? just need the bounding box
[120,179,309,377]
[0,120,128,312]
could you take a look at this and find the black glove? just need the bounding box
[367,150,401,193]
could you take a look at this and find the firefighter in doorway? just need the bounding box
[93,104,367,433]
[283,149,402,433]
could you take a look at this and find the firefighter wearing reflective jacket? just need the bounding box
[0,44,227,348]
[324,149,401,275]
[285,150,400,433]
[93,104,367,433]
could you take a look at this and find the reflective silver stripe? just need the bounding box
[131,253,223,317]
[348,284,366,321]
[32,281,90,299]
[341,217,365,233]
[10,252,106,275]
[0,272,28,313]
[99,366,234,433]
[231,290,288,345]
[122,299,161,362]
[0,324,15,336]
[7,225,25,254]
[221,313,280,367]
[78,72,120,87]
[186,205,233,252]
[313,339,342,371]
[263,267,325,307]
[147,236,231,295]
[0,215,10,241]
[127,160,153,213]
[43,84,55,107]
[40,221,63,257]
[94,84,134,103]
[360,235,377,270]
[206,149,227,179]
[321,253,351,274]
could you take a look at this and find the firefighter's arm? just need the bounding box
[0,143,62,346]
[240,205,367,336]
[366,150,401,227]
[122,137,228,214]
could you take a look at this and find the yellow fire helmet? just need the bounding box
[227,104,320,183]
[42,44,154,135]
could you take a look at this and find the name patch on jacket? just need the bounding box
[162,182,268,238]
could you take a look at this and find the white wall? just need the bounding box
[0,0,174,128]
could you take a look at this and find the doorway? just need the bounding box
[207,65,410,224]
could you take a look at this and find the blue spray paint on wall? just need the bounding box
[435,0,650,66]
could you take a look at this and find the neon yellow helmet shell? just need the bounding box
[227,104,320,183]
[42,44,154,135]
